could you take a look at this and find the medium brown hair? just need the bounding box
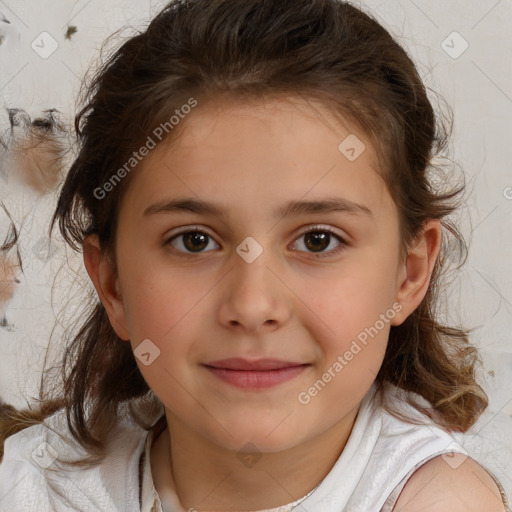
[1,0,487,468]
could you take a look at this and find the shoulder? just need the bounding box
[392,454,507,512]
[0,422,54,508]
[0,411,148,511]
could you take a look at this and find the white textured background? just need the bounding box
[0,0,511,503]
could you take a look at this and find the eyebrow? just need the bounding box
[143,196,374,221]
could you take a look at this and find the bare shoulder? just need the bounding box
[392,454,507,512]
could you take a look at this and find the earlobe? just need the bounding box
[391,220,442,326]
[82,234,131,341]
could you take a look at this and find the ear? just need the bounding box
[391,219,442,326]
[82,234,130,341]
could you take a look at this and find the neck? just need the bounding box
[151,405,360,511]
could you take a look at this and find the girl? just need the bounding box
[0,0,509,511]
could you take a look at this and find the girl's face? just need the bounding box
[92,96,434,453]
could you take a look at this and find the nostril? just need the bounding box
[14,278,20,283]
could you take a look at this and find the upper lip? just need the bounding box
[202,358,308,371]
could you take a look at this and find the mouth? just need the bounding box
[203,358,308,371]
[201,358,311,389]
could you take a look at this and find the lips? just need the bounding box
[201,358,310,389]
[202,358,307,371]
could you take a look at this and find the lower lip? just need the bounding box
[202,364,309,389]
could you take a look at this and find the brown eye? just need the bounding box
[182,232,209,252]
[292,226,346,258]
[166,229,219,254]
[304,231,330,252]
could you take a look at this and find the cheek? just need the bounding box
[120,264,202,341]
[120,267,212,388]
[317,272,394,327]
[306,269,394,366]
[125,280,196,398]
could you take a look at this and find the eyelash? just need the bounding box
[164,224,347,259]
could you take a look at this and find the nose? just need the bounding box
[217,249,291,333]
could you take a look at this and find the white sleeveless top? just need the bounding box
[1,383,509,512]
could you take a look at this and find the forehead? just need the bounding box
[121,96,395,223]
[170,95,376,164]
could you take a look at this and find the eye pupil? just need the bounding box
[184,232,208,252]
[305,232,329,252]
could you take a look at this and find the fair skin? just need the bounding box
[392,455,506,511]
[83,96,504,511]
